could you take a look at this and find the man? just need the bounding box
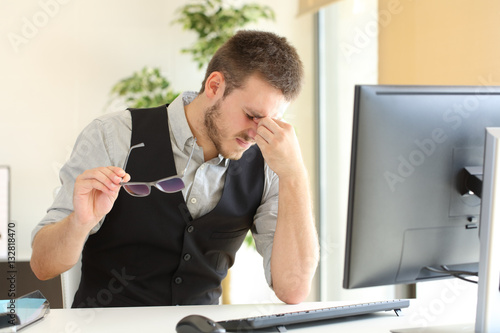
[31,30,319,307]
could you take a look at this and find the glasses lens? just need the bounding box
[123,184,150,196]
[156,178,185,193]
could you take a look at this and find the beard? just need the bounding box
[203,100,253,161]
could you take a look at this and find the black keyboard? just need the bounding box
[218,299,410,331]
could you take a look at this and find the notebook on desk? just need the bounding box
[218,299,410,332]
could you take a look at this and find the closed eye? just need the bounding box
[244,110,264,121]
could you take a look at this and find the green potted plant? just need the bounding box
[108,66,179,109]
[173,0,275,69]
[108,0,275,109]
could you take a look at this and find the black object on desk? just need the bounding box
[176,314,226,333]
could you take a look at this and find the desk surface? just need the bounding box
[23,299,476,333]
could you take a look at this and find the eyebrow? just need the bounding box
[244,107,265,119]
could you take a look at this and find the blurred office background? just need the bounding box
[1,0,499,309]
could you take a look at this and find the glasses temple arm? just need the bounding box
[122,142,145,171]
[181,138,197,176]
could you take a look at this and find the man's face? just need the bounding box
[204,74,288,160]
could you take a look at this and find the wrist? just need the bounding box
[67,212,97,238]
[278,166,308,185]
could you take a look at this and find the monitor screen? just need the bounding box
[343,85,500,289]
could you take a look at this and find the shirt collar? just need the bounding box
[168,91,198,152]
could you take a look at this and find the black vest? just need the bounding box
[72,105,264,307]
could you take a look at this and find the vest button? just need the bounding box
[183,253,191,261]
[187,225,194,233]
[174,277,183,284]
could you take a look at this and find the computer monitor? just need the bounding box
[343,85,500,289]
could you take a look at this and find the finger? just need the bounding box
[256,118,280,142]
[254,135,272,155]
[257,117,279,134]
[74,176,115,198]
[78,168,121,192]
[259,118,293,140]
[120,173,131,183]
[256,125,274,144]
[254,134,266,147]
[270,117,290,128]
[260,117,291,131]
[258,121,291,146]
[76,177,115,198]
[88,178,119,196]
[106,166,129,184]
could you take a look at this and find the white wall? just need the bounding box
[0,0,316,275]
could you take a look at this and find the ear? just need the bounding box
[204,71,225,99]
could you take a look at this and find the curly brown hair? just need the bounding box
[200,30,304,102]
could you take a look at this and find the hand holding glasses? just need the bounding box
[120,139,197,197]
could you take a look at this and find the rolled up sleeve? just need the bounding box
[31,111,131,245]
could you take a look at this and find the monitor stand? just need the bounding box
[392,127,500,333]
[474,128,500,332]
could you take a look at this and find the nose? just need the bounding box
[248,117,260,139]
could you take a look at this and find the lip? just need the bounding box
[236,138,252,149]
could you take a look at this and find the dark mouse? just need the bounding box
[176,314,226,333]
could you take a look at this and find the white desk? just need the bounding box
[24,299,477,333]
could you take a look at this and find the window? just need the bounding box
[316,0,394,301]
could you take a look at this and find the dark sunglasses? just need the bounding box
[120,139,196,197]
